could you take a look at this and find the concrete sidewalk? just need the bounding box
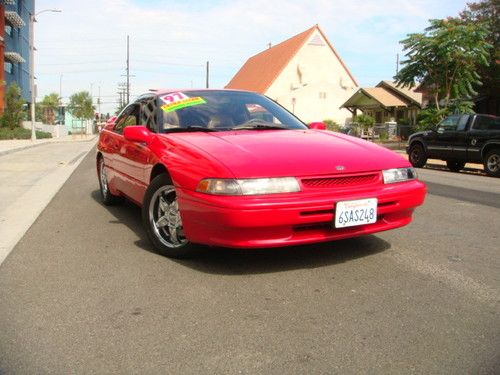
[0,136,97,265]
[0,134,96,157]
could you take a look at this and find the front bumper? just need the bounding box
[177,180,426,248]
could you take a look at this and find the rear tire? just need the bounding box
[446,160,466,172]
[142,174,197,258]
[409,143,427,168]
[98,157,123,205]
[483,149,500,177]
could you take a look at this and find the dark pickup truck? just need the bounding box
[406,114,500,177]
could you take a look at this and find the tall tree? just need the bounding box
[40,92,60,125]
[67,91,94,120]
[395,18,492,110]
[460,0,499,101]
[2,83,25,130]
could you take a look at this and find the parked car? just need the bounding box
[407,114,500,176]
[97,89,426,258]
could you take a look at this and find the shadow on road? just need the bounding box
[91,190,391,275]
[423,163,485,176]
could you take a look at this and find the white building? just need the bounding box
[226,24,358,125]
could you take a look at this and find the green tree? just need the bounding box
[67,91,94,120]
[395,18,492,111]
[40,92,60,125]
[460,0,499,101]
[2,83,26,130]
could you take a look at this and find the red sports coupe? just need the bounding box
[97,89,426,257]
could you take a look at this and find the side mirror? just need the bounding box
[124,126,151,143]
[309,122,327,130]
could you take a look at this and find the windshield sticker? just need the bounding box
[161,96,206,113]
[160,92,189,104]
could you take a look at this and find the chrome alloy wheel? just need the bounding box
[149,185,187,248]
[99,158,108,196]
[487,153,500,173]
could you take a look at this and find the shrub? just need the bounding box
[354,114,375,129]
[3,83,26,129]
[0,127,52,140]
[416,107,450,131]
[323,119,340,132]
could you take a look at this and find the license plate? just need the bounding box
[334,198,377,228]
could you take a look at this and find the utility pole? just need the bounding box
[98,85,101,119]
[126,35,130,103]
[120,36,134,105]
[59,74,63,101]
[206,61,209,89]
[396,53,400,75]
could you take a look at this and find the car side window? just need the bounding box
[114,104,140,134]
[473,116,500,131]
[437,115,459,132]
[140,96,160,133]
[457,115,469,131]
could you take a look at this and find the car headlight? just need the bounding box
[382,167,417,184]
[196,177,301,195]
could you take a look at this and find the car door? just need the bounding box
[450,115,470,161]
[113,96,158,204]
[100,105,137,194]
[427,115,460,159]
[467,115,500,163]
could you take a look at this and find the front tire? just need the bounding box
[483,149,500,177]
[446,160,466,172]
[142,174,197,258]
[409,143,427,168]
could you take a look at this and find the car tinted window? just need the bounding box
[473,115,500,130]
[158,90,307,132]
[457,115,470,131]
[437,115,459,132]
[114,104,139,134]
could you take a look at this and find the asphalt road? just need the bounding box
[0,152,499,374]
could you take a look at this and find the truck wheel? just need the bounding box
[483,149,500,177]
[446,160,466,173]
[409,144,427,168]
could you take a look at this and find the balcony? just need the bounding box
[5,11,26,28]
[4,51,26,63]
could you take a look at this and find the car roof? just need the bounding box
[148,88,255,96]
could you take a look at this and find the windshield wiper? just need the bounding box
[164,126,218,133]
[232,121,286,130]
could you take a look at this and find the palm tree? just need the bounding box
[40,93,60,125]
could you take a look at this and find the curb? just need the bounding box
[0,141,51,157]
[0,136,97,157]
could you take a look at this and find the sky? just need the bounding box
[35,0,470,114]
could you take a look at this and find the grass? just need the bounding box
[0,127,52,140]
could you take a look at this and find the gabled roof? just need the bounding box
[226,25,357,93]
[341,87,407,109]
[377,80,422,106]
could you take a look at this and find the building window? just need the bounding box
[5,23,13,36]
[319,92,327,99]
[4,62,13,74]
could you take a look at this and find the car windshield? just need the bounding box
[159,90,308,132]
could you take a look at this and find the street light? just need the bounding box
[30,9,62,141]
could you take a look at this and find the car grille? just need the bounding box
[301,173,379,189]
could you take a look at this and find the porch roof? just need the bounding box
[341,87,407,110]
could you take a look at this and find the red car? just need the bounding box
[97,89,426,258]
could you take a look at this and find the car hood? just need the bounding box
[165,130,410,178]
